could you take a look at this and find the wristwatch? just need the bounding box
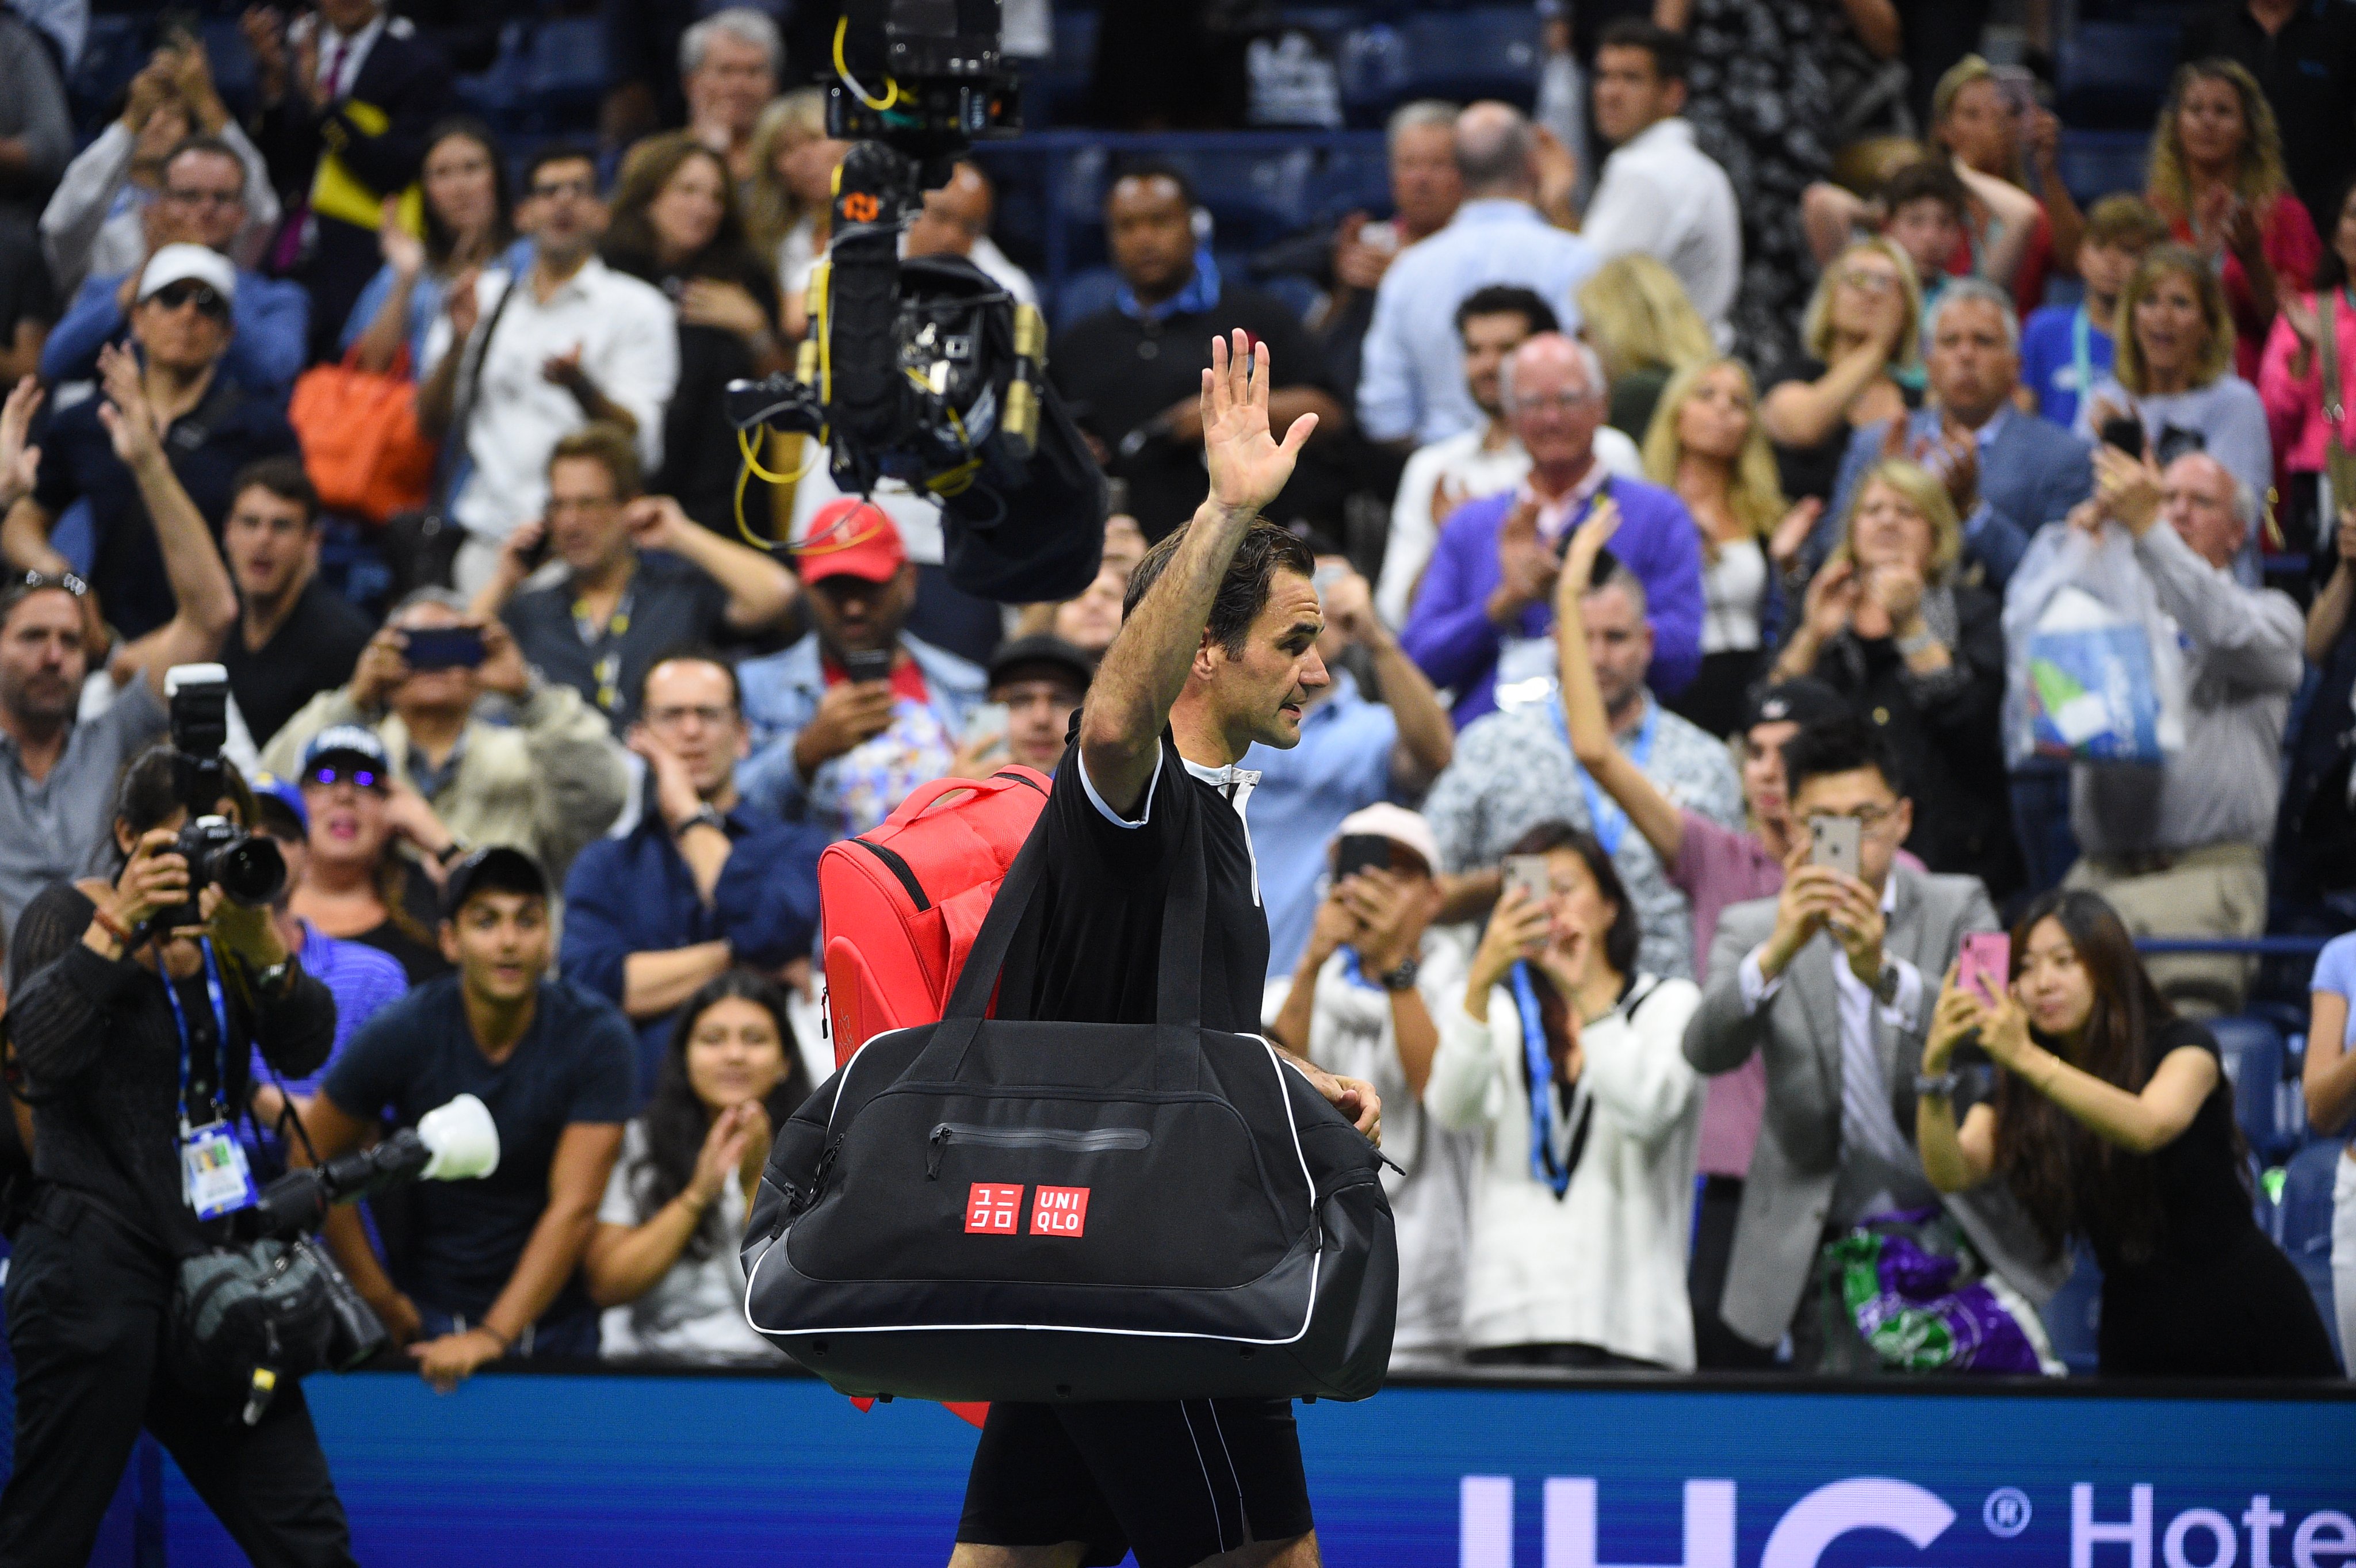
[1914,1070,1960,1100]
[253,955,300,996]
[1895,629,1941,658]
[1379,957,1421,992]
[433,840,468,866]
[676,805,728,839]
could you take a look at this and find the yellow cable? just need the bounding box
[833,17,899,110]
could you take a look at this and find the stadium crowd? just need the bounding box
[3,5,2355,1491]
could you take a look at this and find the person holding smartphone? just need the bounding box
[1915,890,2337,1378]
[736,500,986,842]
[1428,818,1704,1369]
[262,587,630,886]
[1265,805,1474,1371]
[1681,713,2055,1370]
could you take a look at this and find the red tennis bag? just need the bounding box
[818,765,1050,1069]
[813,765,1050,1427]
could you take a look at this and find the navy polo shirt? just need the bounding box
[31,378,300,638]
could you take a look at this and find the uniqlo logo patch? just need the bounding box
[965,1183,1023,1233]
[1030,1185,1090,1237]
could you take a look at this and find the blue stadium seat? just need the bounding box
[1341,9,1542,121]
[521,17,608,122]
[2038,1240,2103,1376]
[2275,1141,2346,1370]
[198,19,256,108]
[2055,129,2150,207]
[2211,1016,2289,1161]
[2056,22,2181,130]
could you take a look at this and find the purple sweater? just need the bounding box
[1400,477,1705,727]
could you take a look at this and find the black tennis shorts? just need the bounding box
[955,1396,1315,1568]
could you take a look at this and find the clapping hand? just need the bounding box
[0,376,42,510]
[94,345,163,469]
[1493,494,1559,622]
[2093,445,2163,537]
[1202,329,1317,518]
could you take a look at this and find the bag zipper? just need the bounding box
[926,1123,1150,1178]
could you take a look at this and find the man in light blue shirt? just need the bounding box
[1356,102,1600,448]
[1245,560,1455,982]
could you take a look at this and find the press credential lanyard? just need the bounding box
[1550,697,1657,857]
[574,584,636,717]
[166,939,259,1219]
[1512,961,1591,1198]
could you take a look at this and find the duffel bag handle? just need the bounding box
[938,762,1210,1033]
[884,767,1047,828]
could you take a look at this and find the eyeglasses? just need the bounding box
[148,282,230,320]
[165,187,244,211]
[1510,391,1600,414]
[644,703,735,730]
[530,177,596,202]
[1810,804,1902,832]
[303,766,387,794]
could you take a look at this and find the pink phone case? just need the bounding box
[1960,933,2010,1002]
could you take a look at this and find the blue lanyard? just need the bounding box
[1510,960,1572,1197]
[2070,307,2092,402]
[163,939,235,1134]
[1549,698,1658,856]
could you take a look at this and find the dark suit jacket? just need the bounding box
[255,22,450,358]
[1814,407,2095,596]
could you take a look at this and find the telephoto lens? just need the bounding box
[175,816,288,907]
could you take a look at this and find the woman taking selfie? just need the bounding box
[1916,890,2338,1377]
[0,745,351,1560]
[1428,823,1703,1371]
[584,970,811,1363]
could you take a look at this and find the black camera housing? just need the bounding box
[163,666,285,924]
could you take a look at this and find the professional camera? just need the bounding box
[725,0,1106,604]
[164,664,285,915]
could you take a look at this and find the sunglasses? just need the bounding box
[303,765,386,793]
[148,281,230,319]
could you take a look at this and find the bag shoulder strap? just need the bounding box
[2323,290,2347,429]
[434,269,523,508]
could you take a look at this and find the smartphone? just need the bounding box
[1334,834,1392,883]
[1502,854,1551,908]
[1960,932,2011,1004]
[962,702,1009,749]
[401,626,486,671]
[2098,416,2146,460]
[842,648,893,684]
[1808,814,1861,881]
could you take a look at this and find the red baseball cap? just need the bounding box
[798,499,908,586]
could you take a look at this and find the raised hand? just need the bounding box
[380,197,426,280]
[94,345,163,468]
[1201,329,1316,518]
[1491,494,1558,622]
[2093,445,2163,537]
[1561,497,1623,601]
[1768,496,1825,570]
[0,376,43,509]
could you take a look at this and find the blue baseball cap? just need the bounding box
[247,771,308,835]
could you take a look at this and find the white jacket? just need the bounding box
[1428,972,1703,1369]
[1269,933,1478,1368]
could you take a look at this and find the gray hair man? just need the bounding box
[2043,448,2302,1013]
[682,7,780,183]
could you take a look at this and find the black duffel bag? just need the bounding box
[742,808,1398,1403]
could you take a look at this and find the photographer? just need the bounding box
[0,745,350,1563]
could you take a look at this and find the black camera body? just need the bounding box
[163,665,285,920]
[726,0,1106,606]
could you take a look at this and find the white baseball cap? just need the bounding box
[1334,803,1441,877]
[137,243,237,305]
